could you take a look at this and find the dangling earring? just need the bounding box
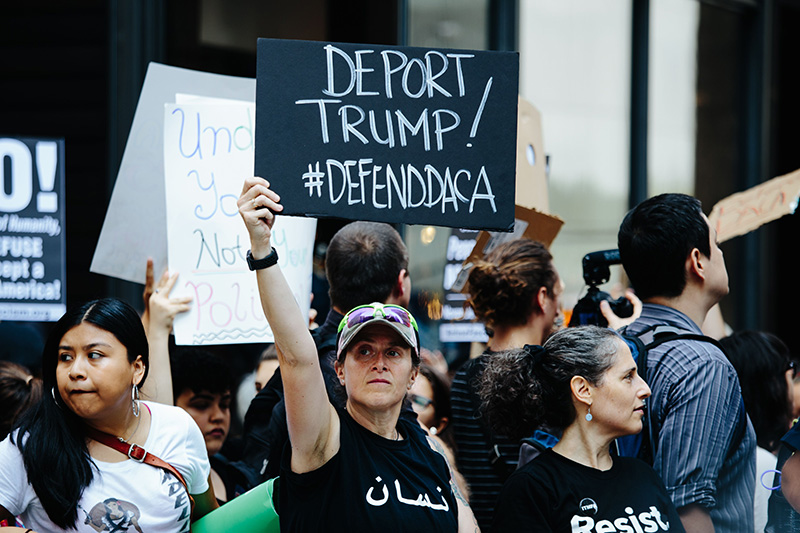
[131,384,140,418]
[51,387,58,403]
[585,407,593,422]
[430,426,438,436]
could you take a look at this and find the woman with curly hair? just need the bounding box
[450,239,563,531]
[480,326,682,533]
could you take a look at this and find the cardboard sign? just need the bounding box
[163,101,316,345]
[91,63,256,284]
[515,97,549,213]
[255,38,519,231]
[709,168,800,243]
[0,137,66,321]
[462,205,564,270]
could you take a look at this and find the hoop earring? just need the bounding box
[131,384,140,418]
[51,387,63,410]
[585,407,592,422]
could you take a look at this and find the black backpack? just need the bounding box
[615,324,747,463]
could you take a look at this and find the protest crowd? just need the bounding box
[0,35,798,533]
[0,175,799,533]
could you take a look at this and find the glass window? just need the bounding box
[408,0,488,49]
[648,0,699,197]
[518,0,632,313]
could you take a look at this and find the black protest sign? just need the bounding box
[0,137,66,321]
[255,38,519,231]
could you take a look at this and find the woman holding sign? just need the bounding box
[0,298,217,532]
[238,177,478,532]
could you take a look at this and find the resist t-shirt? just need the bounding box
[492,449,684,533]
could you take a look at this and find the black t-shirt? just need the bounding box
[280,408,459,533]
[493,449,684,533]
[209,453,259,505]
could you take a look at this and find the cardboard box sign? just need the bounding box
[515,97,549,213]
[708,168,800,243]
[255,38,520,231]
[450,205,564,293]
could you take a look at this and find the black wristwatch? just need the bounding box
[246,248,279,270]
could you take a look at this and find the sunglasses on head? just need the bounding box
[338,304,418,333]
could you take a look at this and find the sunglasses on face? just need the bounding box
[339,304,419,333]
[408,393,434,409]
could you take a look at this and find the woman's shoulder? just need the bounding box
[143,401,195,427]
[0,431,24,460]
[142,401,199,446]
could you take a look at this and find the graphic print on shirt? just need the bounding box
[160,468,191,532]
[82,499,143,533]
[570,503,671,533]
[365,476,451,511]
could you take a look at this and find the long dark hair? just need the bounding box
[14,298,149,529]
[479,326,620,441]
[719,331,793,452]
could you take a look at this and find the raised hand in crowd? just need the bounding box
[140,259,191,405]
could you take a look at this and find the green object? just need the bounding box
[192,477,279,533]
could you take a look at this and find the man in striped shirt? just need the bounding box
[618,193,756,533]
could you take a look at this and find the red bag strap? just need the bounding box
[84,424,196,515]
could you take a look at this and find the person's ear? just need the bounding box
[407,366,419,390]
[132,355,145,387]
[335,359,346,386]
[394,269,408,298]
[688,248,707,281]
[570,375,593,407]
[535,286,548,313]
[435,417,449,434]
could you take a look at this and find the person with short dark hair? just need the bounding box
[325,221,410,315]
[618,193,755,533]
[0,298,217,532]
[481,326,683,533]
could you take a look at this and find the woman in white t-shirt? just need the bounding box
[0,298,217,532]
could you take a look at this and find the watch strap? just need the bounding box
[247,247,279,270]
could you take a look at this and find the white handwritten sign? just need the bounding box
[255,39,519,231]
[91,63,256,285]
[164,101,316,345]
[709,168,800,243]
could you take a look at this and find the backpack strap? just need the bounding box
[621,324,746,462]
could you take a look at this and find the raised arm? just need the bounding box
[140,265,192,405]
[237,177,339,473]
